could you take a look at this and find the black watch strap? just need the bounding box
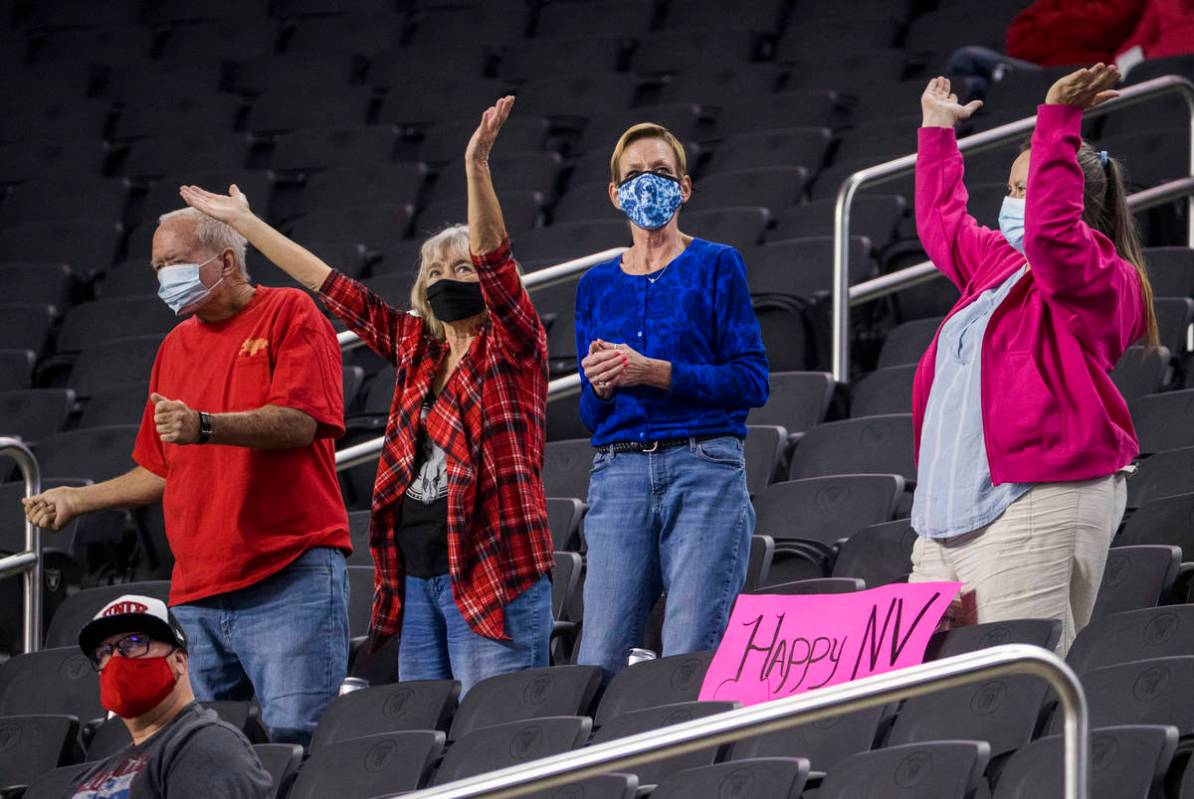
[197,411,213,444]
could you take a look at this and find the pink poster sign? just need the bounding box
[699,582,962,706]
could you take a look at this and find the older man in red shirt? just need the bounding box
[24,207,350,746]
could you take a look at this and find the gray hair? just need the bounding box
[410,224,471,341]
[158,207,249,277]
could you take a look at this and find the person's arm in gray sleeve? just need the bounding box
[157,725,272,799]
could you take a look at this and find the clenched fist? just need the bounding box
[151,392,200,445]
[22,486,79,531]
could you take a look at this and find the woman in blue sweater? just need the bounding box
[575,123,769,678]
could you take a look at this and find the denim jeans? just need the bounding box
[398,573,552,695]
[577,436,754,678]
[172,547,349,746]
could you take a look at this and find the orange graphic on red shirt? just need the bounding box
[239,338,269,357]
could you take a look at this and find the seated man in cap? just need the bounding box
[67,594,271,799]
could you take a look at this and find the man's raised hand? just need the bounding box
[151,393,201,445]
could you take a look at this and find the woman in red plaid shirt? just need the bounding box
[179,96,554,694]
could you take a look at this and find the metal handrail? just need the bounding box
[0,438,42,654]
[831,74,1194,381]
[338,247,628,352]
[397,644,1089,799]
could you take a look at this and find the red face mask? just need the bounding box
[99,655,179,718]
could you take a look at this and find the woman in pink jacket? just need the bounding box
[908,64,1160,654]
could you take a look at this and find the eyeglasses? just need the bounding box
[91,633,154,670]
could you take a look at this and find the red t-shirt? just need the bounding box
[133,287,350,605]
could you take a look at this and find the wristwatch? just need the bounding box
[197,411,213,444]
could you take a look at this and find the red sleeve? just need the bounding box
[268,293,346,439]
[471,238,548,368]
[1006,0,1144,65]
[318,270,423,366]
[132,343,168,478]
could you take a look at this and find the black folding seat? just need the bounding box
[686,167,807,217]
[1102,95,1187,139]
[1129,445,1194,509]
[744,425,785,497]
[252,743,303,799]
[850,364,916,418]
[745,534,775,591]
[69,336,162,399]
[570,150,622,188]
[545,390,589,444]
[954,142,1025,186]
[657,64,785,106]
[0,221,122,267]
[348,634,399,686]
[0,177,127,227]
[0,263,74,307]
[405,2,529,49]
[274,0,395,18]
[652,758,809,799]
[34,425,138,484]
[288,204,414,250]
[546,497,585,553]
[280,15,404,56]
[1122,53,1194,86]
[20,0,139,28]
[122,133,251,180]
[718,91,847,137]
[737,707,885,774]
[247,87,375,135]
[682,208,771,251]
[1093,545,1181,618]
[144,0,270,25]
[1112,345,1169,402]
[377,78,513,128]
[0,350,34,390]
[155,21,278,63]
[925,619,1061,662]
[751,296,817,373]
[994,724,1177,799]
[1153,297,1193,355]
[833,117,922,166]
[271,126,399,173]
[593,701,739,785]
[56,297,177,353]
[516,220,630,263]
[705,129,833,177]
[963,181,1009,231]
[982,67,1072,116]
[1130,390,1194,454]
[310,681,460,749]
[0,99,112,143]
[1102,129,1189,190]
[0,647,103,719]
[1117,492,1194,560]
[746,236,875,298]
[0,715,81,789]
[595,651,714,725]
[0,304,55,356]
[347,565,373,638]
[769,195,904,252]
[433,716,592,785]
[298,162,427,215]
[536,0,655,38]
[661,0,785,33]
[632,29,755,75]
[904,8,1018,73]
[787,50,910,95]
[1143,247,1194,298]
[516,74,640,121]
[877,316,941,368]
[810,156,916,203]
[788,415,915,482]
[775,14,900,61]
[851,79,939,125]
[113,95,243,140]
[429,152,562,206]
[819,741,989,799]
[286,729,445,799]
[33,26,156,66]
[417,116,550,164]
[19,762,91,799]
[86,700,267,758]
[449,665,602,740]
[747,371,834,435]
[1069,657,1194,733]
[0,139,109,183]
[96,263,157,298]
[103,62,225,104]
[754,475,902,554]
[0,476,111,585]
[44,581,171,649]
[365,44,490,88]
[1068,606,1194,675]
[345,510,371,566]
[582,104,705,155]
[543,438,594,501]
[0,389,74,444]
[550,183,620,225]
[553,552,583,623]
[499,36,625,82]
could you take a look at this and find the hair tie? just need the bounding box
[1098,150,1109,168]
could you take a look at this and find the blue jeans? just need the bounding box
[577,436,754,678]
[398,573,552,695]
[172,547,349,747]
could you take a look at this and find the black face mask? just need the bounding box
[426,279,486,322]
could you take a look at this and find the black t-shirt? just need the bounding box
[67,703,270,799]
[398,401,450,578]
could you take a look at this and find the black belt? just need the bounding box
[598,434,724,454]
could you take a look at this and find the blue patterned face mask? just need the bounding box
[616,172,683,230]
[157,254,222,315]
[998,195,1026,253]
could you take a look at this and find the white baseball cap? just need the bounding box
[78,594,187,656]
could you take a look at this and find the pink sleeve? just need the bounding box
[915,126,1006,291]
[1023,103,1145,368]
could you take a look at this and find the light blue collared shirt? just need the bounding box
[912,265,1031,539]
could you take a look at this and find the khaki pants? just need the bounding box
[909,474,1127,656]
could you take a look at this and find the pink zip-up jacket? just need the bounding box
[912,103,1146,485]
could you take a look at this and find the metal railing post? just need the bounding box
[397,644,1088,799]
[831,75,1194,382]
[0,437,42,653]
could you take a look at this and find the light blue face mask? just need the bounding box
[157,254,222,315]
[616,172,683,230]
[998,195,1026,253]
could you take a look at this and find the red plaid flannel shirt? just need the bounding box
[319,239,554,646]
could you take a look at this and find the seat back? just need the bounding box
[754,475,903,547]
[788,415,916,481]
[832,519,915,586]
[1092,545,1181,618]
[595,651,715,726]
[1068,606,1194,674]
[433,716,592,785]
[651,757,810,799]
[818,741,990,799]
[287,730,445,799]
[747,371,835,434]
[0,715,80,787]
[0,647,103,719]
[253,743,304,799]
[45,581,172,648]
[310,681,460,750]
[592,701,739,786]
[449,665,602,741]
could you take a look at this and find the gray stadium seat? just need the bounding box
[34,425,139,483]
[651,757,809,799]
[737,706,885,774]
[17,762,91,799]
[0,389,75,445]
[253,743,303,799]
[851,364,916,417]
[448,665,602,741]
[310,681,460,750]
[1128,445,1194,509]
[595,651,714,725]
[747,371,835,435]
[754,475,903,549]
[682,207,771,251]
[1116,492,1194,561]
[433,716,592,784]
[0,715,81,789]
[1092,545,1181,618]
[592,701,739,786]
[285,729,445,799]
[818,741,990,799]
[0,647,103,720]
[788,415,916,482]
[1068,657,1194,734]
[44,581,172,649]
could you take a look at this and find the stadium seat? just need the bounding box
[417,117,550,165]
[924,618,1061,662]
[595,651,714,725]
[288,204,414,250]
[1116,492,1194,560]
[405,2,528,49]
[682,208,772,252]
[0,263,75,307]
[140,170,272,229]
[790,49,911,96]
[0,715,81,789]
[498,36,625,82]
[745,535,775,592]
[252,743,303,799]
[448,665,602,741]
[86,700,267,759]
[591,701,739,786]
[747,371,835,435]
[376,78,513,128]
[55,297,178,353]
[754,475,903,550]
[35,425,139,483]
[581,104,705,154]
[44,581,171,651]
[347,565,373,638]
[744,425,786,497]
[97,263,162,298]
[746,236,875,299]
[553,182,624,224]
[1153,297,1194,355]
[850,364,916,417]
[0,350,35,391]
[768,195,907,252]
[662,0,785,33]
[0,389,75,445]
[0,140,109,184]
[349,634,399,686]
[993,724,1177,799]
[876,317,941,369]
[279,14,403,56]
[114,94,244,141]
[121,133,251,180]
[632,29,755,75]
[1113,345,1170,401]
[1092,545,1181,618]
[68,336,162,398]
[432,716,593,784]
[657,64,786,106]
[0,647,103,720]
[718,92,848,138]
[0,304,55,356]
[1101,129,1190,190]
[1127,445,1194,509]
[346,510,371,566]
[1142,247,1194,298]
[686,167,809,217]
[737,706,885,773]
[546,497,586,553]
[818,741,990,799]
[365,44,490,88]
[651,757,809,799]
[417,191,542,237]
[552,552,583,621]
[705,129,833,177]
[776,13,901,60]
[0,221,122,268]
[788,415,916,482]
[0,99,113,145]
[1130,390,1194,454]
[299,162,428,215]
[1067,657,1194,734]
[535,0,654,38]
[310,681,460,750]
[270,126,400,173]
[285,729,445,799]
[546,391,590,443]
[17,762,91,799]
[544,439,594,501]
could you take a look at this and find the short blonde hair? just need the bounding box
[609,123,687,185]
[410,224,471,341]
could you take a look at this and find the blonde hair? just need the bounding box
[410,224,471,341]
[609,123,688,185]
